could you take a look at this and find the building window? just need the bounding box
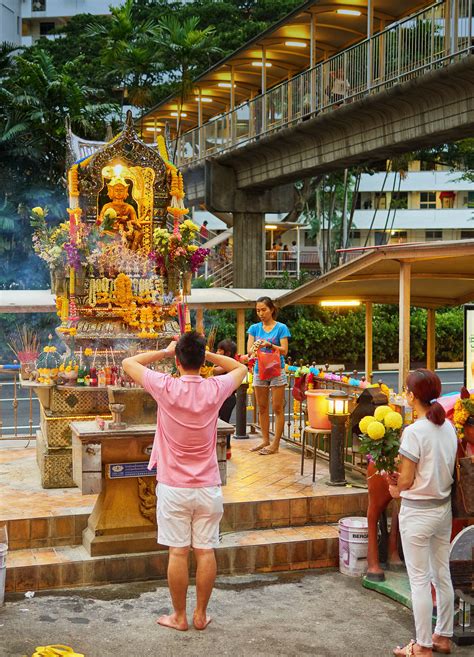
[390,231,408,243]
[32,0,46,11]
[349,230,361,240]
[420,192,437,209]
[390,192,408,209]
[467,192,474,208]
[39,22,55,35]
[461,230,474,239]
[374,193,386,209]
[425,230,442,241]
[303,232,318,247]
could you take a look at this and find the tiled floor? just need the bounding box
[0,436,366,523]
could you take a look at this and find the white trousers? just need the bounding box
[399,501,454,648]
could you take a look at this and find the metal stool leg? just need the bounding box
[312,432,317,482]
[300,429,306,476]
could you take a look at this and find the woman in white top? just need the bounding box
[390,369,458,657]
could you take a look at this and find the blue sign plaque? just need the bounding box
[107,461,157,479]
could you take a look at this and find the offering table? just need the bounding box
[71,419,233,556]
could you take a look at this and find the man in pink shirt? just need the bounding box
[122,331,247,632]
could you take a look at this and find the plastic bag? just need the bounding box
[257,349,281,380]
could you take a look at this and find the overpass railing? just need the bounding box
[175,0,473,168]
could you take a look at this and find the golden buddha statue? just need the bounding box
[99,176,143,251]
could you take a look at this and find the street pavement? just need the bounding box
[0,570,420,657]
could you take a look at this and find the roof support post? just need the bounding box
[365,301,373,384]
[367,0,373,90]
[236,308,246,355]
[233,212,265,287]
[230,66,236,143]
[197,86,203,158]
[398,261,411,393]
[426,308,436,372]
[196,307,204,334]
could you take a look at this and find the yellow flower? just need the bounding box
[104,208,117,220]
[367,421,386,440]
[374,405,392,422]
[384,411,403,430]
[32,206,44,217]
[359,415,376,434]
[84,348,93,357]
[187,244,198,253]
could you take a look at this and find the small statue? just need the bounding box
[99,176,143,251]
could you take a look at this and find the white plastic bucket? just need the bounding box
[0,543,7,605]
[338,517,368,577]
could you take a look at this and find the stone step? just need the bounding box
[5,492,367,551]
[5,524,339,595]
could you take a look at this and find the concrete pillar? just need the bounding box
[236,308,246,355]
[427,308,436,371]
[398,262,411,393]
[365,301,373,383]
[233,212,265,287]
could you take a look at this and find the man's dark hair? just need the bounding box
[217,339,237,358]
[175,331,206,370]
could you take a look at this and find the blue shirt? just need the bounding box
[247,321,291,373]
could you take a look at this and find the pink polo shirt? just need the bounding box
[143,369,237,487]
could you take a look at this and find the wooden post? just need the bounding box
[236,308,246,355]
[196,307,204,334]
[427,308,436,372]
[365,301,373,383]
[398,262,411,393]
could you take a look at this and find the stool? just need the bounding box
[300,427,331,482]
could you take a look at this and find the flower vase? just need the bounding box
[50,269,65,296]
[167,269,180,296]
[182,272,192,296]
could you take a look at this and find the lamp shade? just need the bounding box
[327,390,349,415]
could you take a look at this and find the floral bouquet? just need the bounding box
[31,207,70,270]
[152,219,209,275]
[453,387,474,440]
[358,405,403,473]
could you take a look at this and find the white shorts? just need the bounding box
[157,482,223,549]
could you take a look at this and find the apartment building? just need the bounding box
[350,161,474,247]
[1,0,119,46]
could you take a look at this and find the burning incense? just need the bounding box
[8,325,40,363]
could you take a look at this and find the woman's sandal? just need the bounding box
[393,640,431,656]
[250,443,269,452]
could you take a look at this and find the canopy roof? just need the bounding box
[279,239,474,309]
[141,0,430,138]
[0,288,288,313]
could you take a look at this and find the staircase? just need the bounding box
[209,261,233,287]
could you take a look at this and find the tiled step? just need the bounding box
[5,524,339,595]
[5,492,367,551]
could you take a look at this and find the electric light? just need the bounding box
[285,41,307,48]
[113,164,123,176]
[327,390,349,415]
[265,224,278,230]
[194,97,213,102]
[145,127,162,132]
[336,9,362,16]
[251,62,272,67]
[171,112,187,117]
[320,300,361,307]
[218,82,236,88]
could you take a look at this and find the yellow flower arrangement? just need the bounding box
[32,206,45,217]
[453,390,474,439]
[367,421,385,440]
[374,405,392,422]
[359,415,375,434]
[358,408,403,472]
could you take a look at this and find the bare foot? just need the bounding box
[432,634,451,654]
[259,445,279,455]
[193,612,212,630]
[157,613,188,631]
[250,442,269,452]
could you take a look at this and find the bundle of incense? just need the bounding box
[207,325,217,352]
[8,325,40,363]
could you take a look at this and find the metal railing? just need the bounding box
[175,0,473,168]
[0,372,39,441]
[248,366,368,476]
[265,250,299,277]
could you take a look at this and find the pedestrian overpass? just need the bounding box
[142,0,474,286]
